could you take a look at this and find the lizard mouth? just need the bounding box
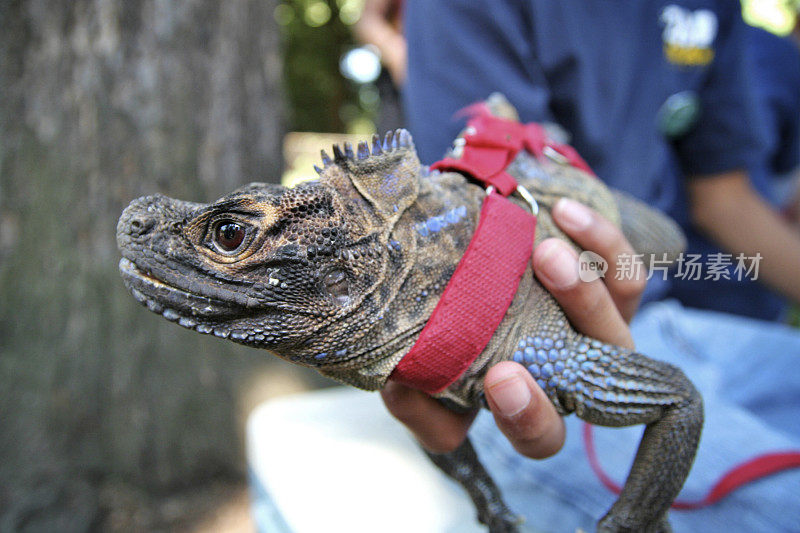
[118,257,240,337]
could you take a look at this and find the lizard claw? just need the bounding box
[479,506,524,533]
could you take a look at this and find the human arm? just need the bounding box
[381,198,644,456]
[688,169,800,304]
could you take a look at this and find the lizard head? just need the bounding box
[117,130,423,369]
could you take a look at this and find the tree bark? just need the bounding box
[0,1,296,530]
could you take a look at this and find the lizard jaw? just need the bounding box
[118,257,239,337]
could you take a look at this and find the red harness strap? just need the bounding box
[389,191,534,394]
[391,112,585,394]
[431,112,595,192]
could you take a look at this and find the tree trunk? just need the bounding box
[0,1,300,530]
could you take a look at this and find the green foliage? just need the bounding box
[279,0,366,133]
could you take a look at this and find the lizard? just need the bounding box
[116,96,703,533]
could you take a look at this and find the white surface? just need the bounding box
[246,387,485,533]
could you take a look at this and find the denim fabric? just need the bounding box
[470,300,800,532]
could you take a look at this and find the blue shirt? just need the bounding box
[745,25,800,205]
[404,0,778,318]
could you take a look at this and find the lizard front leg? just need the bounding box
[535,336,703,532]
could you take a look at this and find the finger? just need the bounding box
[533,238,635,349]
[484,362,565,459]
[381,381,477,453]
[551,198,647,322]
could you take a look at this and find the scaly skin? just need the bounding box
[117,101,702,532]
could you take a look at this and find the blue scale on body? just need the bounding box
[548,349,560,362]
[586,348,602,360]
[554,361,565,373]
[523,346,535,361]
[536,349,548,365]
[577,343,589,353]
[513,350,524,363]
[427,216,444,233]
[540,363,554,379]
[592,390,605,401]
[536,378,547,390]
[528,365,541,378]
[555,339,565,349]
[315,352,327,360]
[543,338,554,349]
[415,206,468,237]
[532,336,543,348]
[335,348,348,357]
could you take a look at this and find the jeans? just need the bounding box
[470,300,800,532]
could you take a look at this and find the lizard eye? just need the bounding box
[213,221,247,253]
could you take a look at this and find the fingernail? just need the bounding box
[487,372,531,417]
[536,240,579,290]
[554,198,592,232]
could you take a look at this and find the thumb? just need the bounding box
[484,362,566,459]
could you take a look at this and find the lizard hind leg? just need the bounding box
[424,437,523,533]
[559,341,703,532]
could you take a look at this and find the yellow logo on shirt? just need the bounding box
[661,5,718,66]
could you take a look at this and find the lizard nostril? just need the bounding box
[129,216,155,237]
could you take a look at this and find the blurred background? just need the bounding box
[0,1,797,532]
[0,1,395,531]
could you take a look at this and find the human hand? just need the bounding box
[381,198,646,457]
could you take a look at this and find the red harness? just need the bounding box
[390,109,591,394]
